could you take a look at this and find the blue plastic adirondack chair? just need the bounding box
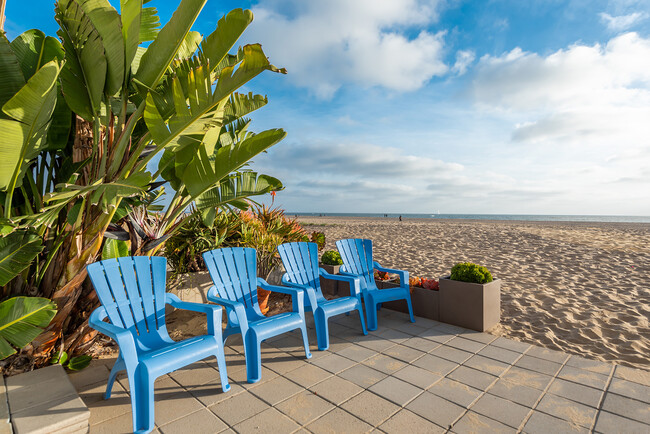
[336,238,415,331]
[277,242,367,351]
[202,247,312,383]
[87,256,230,434]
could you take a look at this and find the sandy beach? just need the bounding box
[300,216,650,370]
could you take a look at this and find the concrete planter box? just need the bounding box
[380,281,440,320]
[167,270,212,304]
[439,276,501,331]
[319,264,341,296]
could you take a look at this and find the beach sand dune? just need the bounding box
[300,216,650,370]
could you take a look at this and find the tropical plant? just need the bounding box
[450,262,493,284]
[0,1,286,367]
[50,350,92,371]
[0,297,56,359]
[320,250,342,266]
[310,231,326,252]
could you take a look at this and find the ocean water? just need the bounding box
[294,212,650,223]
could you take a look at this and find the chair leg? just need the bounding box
[214,348,231,393]
[244,329,262,383]
[105,355,125,399]
[405,294,416,323]
[365,296,379,331]
[133,367,155,434]
[314,308,330,351]
[357,305,368,336]
[299,323,313,359]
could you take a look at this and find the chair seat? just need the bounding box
[371,286,410,303]
[320,296,360,317]
[249,311,304,341]
[140,335,220,378]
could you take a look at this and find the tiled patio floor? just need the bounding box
[69,310,650,433]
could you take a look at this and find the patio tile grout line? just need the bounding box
[588,363,616,433]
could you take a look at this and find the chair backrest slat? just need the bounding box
[203,248,260,317]
[87,256,170,351]
[278,242,321,292]
[337,238,374,281]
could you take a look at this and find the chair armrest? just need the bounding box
[206,286,249,328]
[374,261,409,288]
[281,275,319,309]
[258,278,305,315]
[319,269,361,297]
[89,307,138,364]
[166,293,224,336]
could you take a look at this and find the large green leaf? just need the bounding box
[0,34,26,110]
[0,60,60,192]
[177,31,202,60]
[101,239,130,260]
[0,297,57,359]
[223,92,267,125]
[200,8,252,74]
[139,3,161,43]
[121,0,142,73]
[75,0,125,96]
[9,29,64,81]
[0,231,44,286]
[135,0,207,90]
[56,0,107,120]
[196,172,282,211]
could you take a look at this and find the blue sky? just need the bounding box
[5,0,650,215]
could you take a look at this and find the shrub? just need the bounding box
[310,231,326,251]
[321,250,343,265]
[450,262,493,284]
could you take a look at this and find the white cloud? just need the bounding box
[472,32,650,146]
[246,0,449,98]
[599,11,648,31]
[452,50,476,75]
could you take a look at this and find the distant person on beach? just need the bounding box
[399,215,402,222]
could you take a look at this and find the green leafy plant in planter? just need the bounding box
[321,250,342,266]
[50,351,92,371]
[0,297,57,359]
[450,262,493,284]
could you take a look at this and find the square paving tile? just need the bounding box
[557,365,609,390]
[158,408,227,434]
[601,392,650,424]
[168,361,222,390]
[490,337,531,353]
[382,344,426,363]
[523,410,589,433]
[614,365,650,387]
[393,365,442,390]
[593,410,650,434]
[335,344,376,362]
[451,411,516,433]
[565,355,612,375]
[275,390,336,426]
[208,391,268,426]
[525,346,569,364]
[419,328,457,344]
[233,407,301,433]
[249,375,303,405]
[407,391,466,428]
[189,382,245,407]
[368,376,423,406]
[392,321,429,336]
[378,409,445,433]
[309,376,363,405]
[458,331,498,345]
[463,354,510,376]
[445,337,487,354]
[91,411,141,434]
[429,345,473,364]
[607,377,650,404]
[478,345,522,364]
[80,382,131,426]
[429,378,482,408]
[341,390,401,426]
[338,364,388,388]
[284,363,332,388]
[470,393,531,429]
[402,336,442,353]
[356,336,398,353]
[362,354,407,375]
[501,366,553,390]
[547,378,603,408]
[447,365,498,390]
[412,354,458,376]
[306,408,372,434]
[487,379,544,408]
[535,393,597,428]
[376,328,413,344]
[515,354,563,376]
[153,390,205,427]
[310,353,358,374]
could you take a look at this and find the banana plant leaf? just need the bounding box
[0,296,57,359]
[0,230,44,286]
[101,239,130,260]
